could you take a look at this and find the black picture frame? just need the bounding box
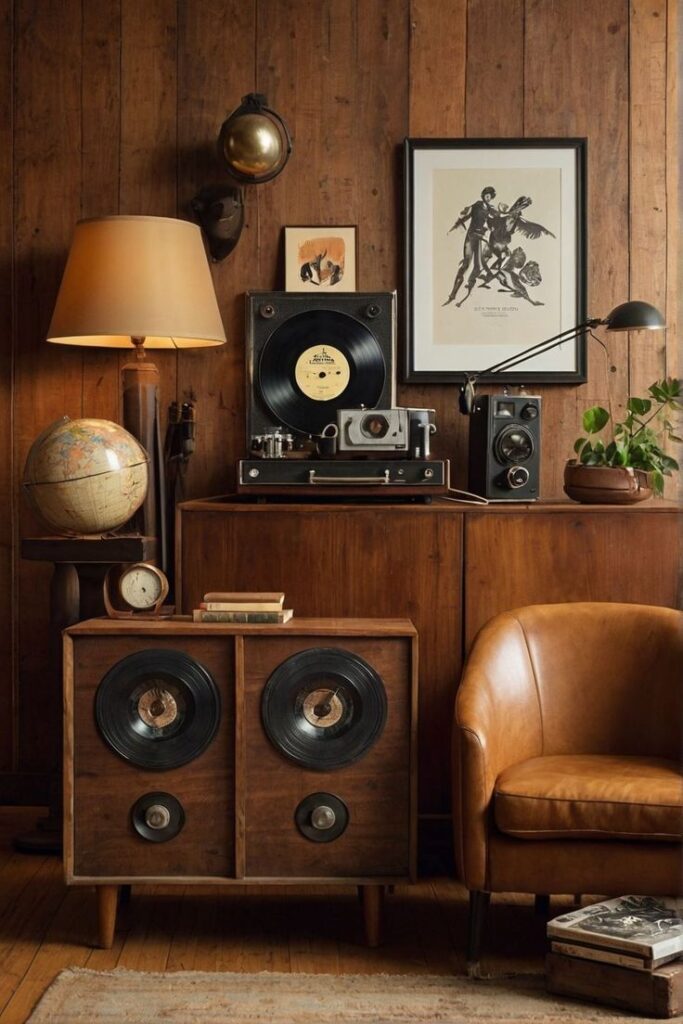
[404,137,587,384]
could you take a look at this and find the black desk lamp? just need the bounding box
[458,300,666,414]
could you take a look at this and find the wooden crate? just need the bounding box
[546,952,683,1019]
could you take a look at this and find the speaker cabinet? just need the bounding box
[468,393,541,501]
[64,617,417,947]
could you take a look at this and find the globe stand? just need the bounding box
[17,537,158,855]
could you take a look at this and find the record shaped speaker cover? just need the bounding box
[246,292,396,441]
[261,647,387,770]
[95,649,221,770]
[131,791,185,843]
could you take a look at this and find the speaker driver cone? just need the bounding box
[261,647,387,770]
[95,649,221,769]
[131,791,185,843]
[295,792,349,843]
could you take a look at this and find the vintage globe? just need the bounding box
[23,417,148,535]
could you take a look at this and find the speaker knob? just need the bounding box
[145,804,171,830]
[521,403,539,420]
[310,805,336,831]
[507,466,530,489]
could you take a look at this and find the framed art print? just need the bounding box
[284,225,358,292]
[404,138,586,383]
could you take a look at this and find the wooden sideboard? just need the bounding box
[178,497,681,819]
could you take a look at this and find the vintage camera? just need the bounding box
[468,394,541,500]
[329,408,436,458]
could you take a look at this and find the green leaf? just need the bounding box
[627,397,651,416]
[582,406,610,433]
[573,437,587,454]
[660,454,679,472]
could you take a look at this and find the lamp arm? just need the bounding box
[473,318,600,379]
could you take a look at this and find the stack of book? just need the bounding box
[192,592,293,624]
[546,895,683,1018]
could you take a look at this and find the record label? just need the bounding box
[294,345,350,401]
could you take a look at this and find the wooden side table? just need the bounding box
[17,535,157,854]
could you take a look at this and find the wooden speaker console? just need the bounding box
[63,617,417,948]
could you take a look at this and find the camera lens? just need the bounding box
[361,414,389,439]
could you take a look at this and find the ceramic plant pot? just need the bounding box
[564,461,653,504]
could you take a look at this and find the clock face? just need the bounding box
[120,566,163,610]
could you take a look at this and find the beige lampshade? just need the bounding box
[47,215,227,349]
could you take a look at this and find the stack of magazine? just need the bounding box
[192,592,293,624]
[548,895,683,971]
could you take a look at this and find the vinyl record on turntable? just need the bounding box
[95,649,221,770]
[246,292,396,442]
[258,309,386,435]
[261,647,387,770]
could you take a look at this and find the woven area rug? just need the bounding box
[27,968,665,1023]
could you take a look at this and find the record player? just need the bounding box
[238,291,449,497]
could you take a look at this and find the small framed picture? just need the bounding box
[404,137,587,383]
[284,225,357,291]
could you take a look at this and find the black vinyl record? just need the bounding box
[95,649,220,770]
[258,309,386,436]
[261,647,387,770]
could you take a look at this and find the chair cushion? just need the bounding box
[494,754,683,841]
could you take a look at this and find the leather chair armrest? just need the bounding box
[453,613,543,891]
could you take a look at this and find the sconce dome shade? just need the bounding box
[218,93,291,185]
[603,300,665,332]
[47,215,226,349]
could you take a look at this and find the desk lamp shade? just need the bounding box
[47,215,226,572]
[47,215,226,349]
[601,300,666,332]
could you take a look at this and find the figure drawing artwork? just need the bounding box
[442,187,555,310]
[405,139,586,383]
[285,226,357,292]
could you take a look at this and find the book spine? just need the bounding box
[203,592,284,603]
[200,602,283,612]
[193,610,286,623]
[551,941,650,972]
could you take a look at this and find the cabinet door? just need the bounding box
[465,509,681,650]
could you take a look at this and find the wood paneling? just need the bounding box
[0,0,14,774]
[13,0,84,775]
[1,1,678,803]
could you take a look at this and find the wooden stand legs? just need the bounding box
[359,884,384,948]
[97,885,119,949]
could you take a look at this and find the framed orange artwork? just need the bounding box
[284,225,357,292]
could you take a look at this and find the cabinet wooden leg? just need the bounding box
[359,884,384,948]
[97,885,119,949]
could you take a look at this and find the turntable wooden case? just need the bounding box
[63,617,417,947]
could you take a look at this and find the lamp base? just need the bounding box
[121,358,167,572]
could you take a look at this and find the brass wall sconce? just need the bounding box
[191,93,292,261]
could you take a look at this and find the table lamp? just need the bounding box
[47,215,226,568]
[458,300,666,414]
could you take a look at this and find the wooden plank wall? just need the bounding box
[0,0,677,803]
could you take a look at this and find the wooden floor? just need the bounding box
[0,807,548,1024]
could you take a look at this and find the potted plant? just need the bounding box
[565,377,682,503]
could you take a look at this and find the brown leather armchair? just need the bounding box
[453,603,683,962]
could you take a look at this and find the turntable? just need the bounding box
[239,291,449,497]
